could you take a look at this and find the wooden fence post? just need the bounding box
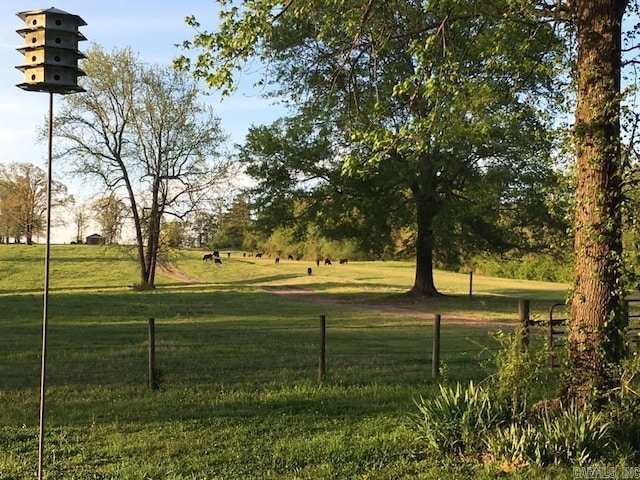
[624,299,629,326]
[318,315,326,384]
[432,314,441,379]
[518,300,530,352]
[469,271,473,297]
[148,318,157,391]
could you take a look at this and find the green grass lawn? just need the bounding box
[0,245,576,479]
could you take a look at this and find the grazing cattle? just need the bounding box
[324,257,332,265]
[307,267,313,276]
[203,253,213,261]
[339,258,348,264]
[275,257,280,264]
[214,258,222,265]
[255,253,263,258]
[296,255,303,261]
[288,255,294,260]
[227,252,231,258]
[213,250,220,257]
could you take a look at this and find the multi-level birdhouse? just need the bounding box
[16,7,87,93]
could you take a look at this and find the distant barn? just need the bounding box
[85,233,104,245]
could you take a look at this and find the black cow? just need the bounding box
[288,255,294,260]
[255,253,263,258]
[214,258,222,265]
[203,253,213,261]
[213,250,220,257]
[275,257,280,264]
[307,267,313,276]
[339,258,348,264]
[324,257,332,265]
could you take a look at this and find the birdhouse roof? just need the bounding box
[17,7,87,27]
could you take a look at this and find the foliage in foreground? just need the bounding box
[412,332,640,471]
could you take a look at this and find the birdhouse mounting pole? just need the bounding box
[15,9,88,480]
[37,91,54,480]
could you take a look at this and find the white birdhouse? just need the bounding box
[16,7,87,93]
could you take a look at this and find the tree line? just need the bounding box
[0,157,252,253]
[0,163,70,245]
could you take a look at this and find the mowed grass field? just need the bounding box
[0,244,575,479]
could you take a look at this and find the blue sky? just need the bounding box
[0,1,285,241]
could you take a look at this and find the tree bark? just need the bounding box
[566,0,627,403]
[409,185,441,297]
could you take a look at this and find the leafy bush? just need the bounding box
[484,402,611,467]
[482,422,542,468]
[412,330,617,470]
[603,354,640,461]
[537,402,611,465]
[413,381,508,456]
[489,329,555,418]
[471,253,572,283]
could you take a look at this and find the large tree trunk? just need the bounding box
[566,0,627,403]
[409,186,440,296]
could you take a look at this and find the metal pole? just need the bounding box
[37,91,54,480]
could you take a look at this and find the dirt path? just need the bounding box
[263,285,514,328]
[157,261,202,284]
[158,263,514,328]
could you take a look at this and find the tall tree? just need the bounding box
[237,118,408,256]
[91,195,127,245]
[190,210,220,247]
[162,220,187,248]
[178,0,563,295]
[54,45,228,287]
[215,194,253,249]
[565,0,629,402]
[70,201,90,243]
[0,163,70,245]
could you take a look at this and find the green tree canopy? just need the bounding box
[180,0,566,294]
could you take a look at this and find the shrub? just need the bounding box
[484,402,611,467]
[536,401,611,465]
[412,329,614,469]
[471,253,572,283]
[413,381,508,456]
[488,329,554,419]
[603,354,640,461]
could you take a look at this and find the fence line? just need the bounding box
[5,300,639,391]
[1,314,508,390]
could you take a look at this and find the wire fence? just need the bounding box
[5,300,638,392]
[1,315,509,391]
